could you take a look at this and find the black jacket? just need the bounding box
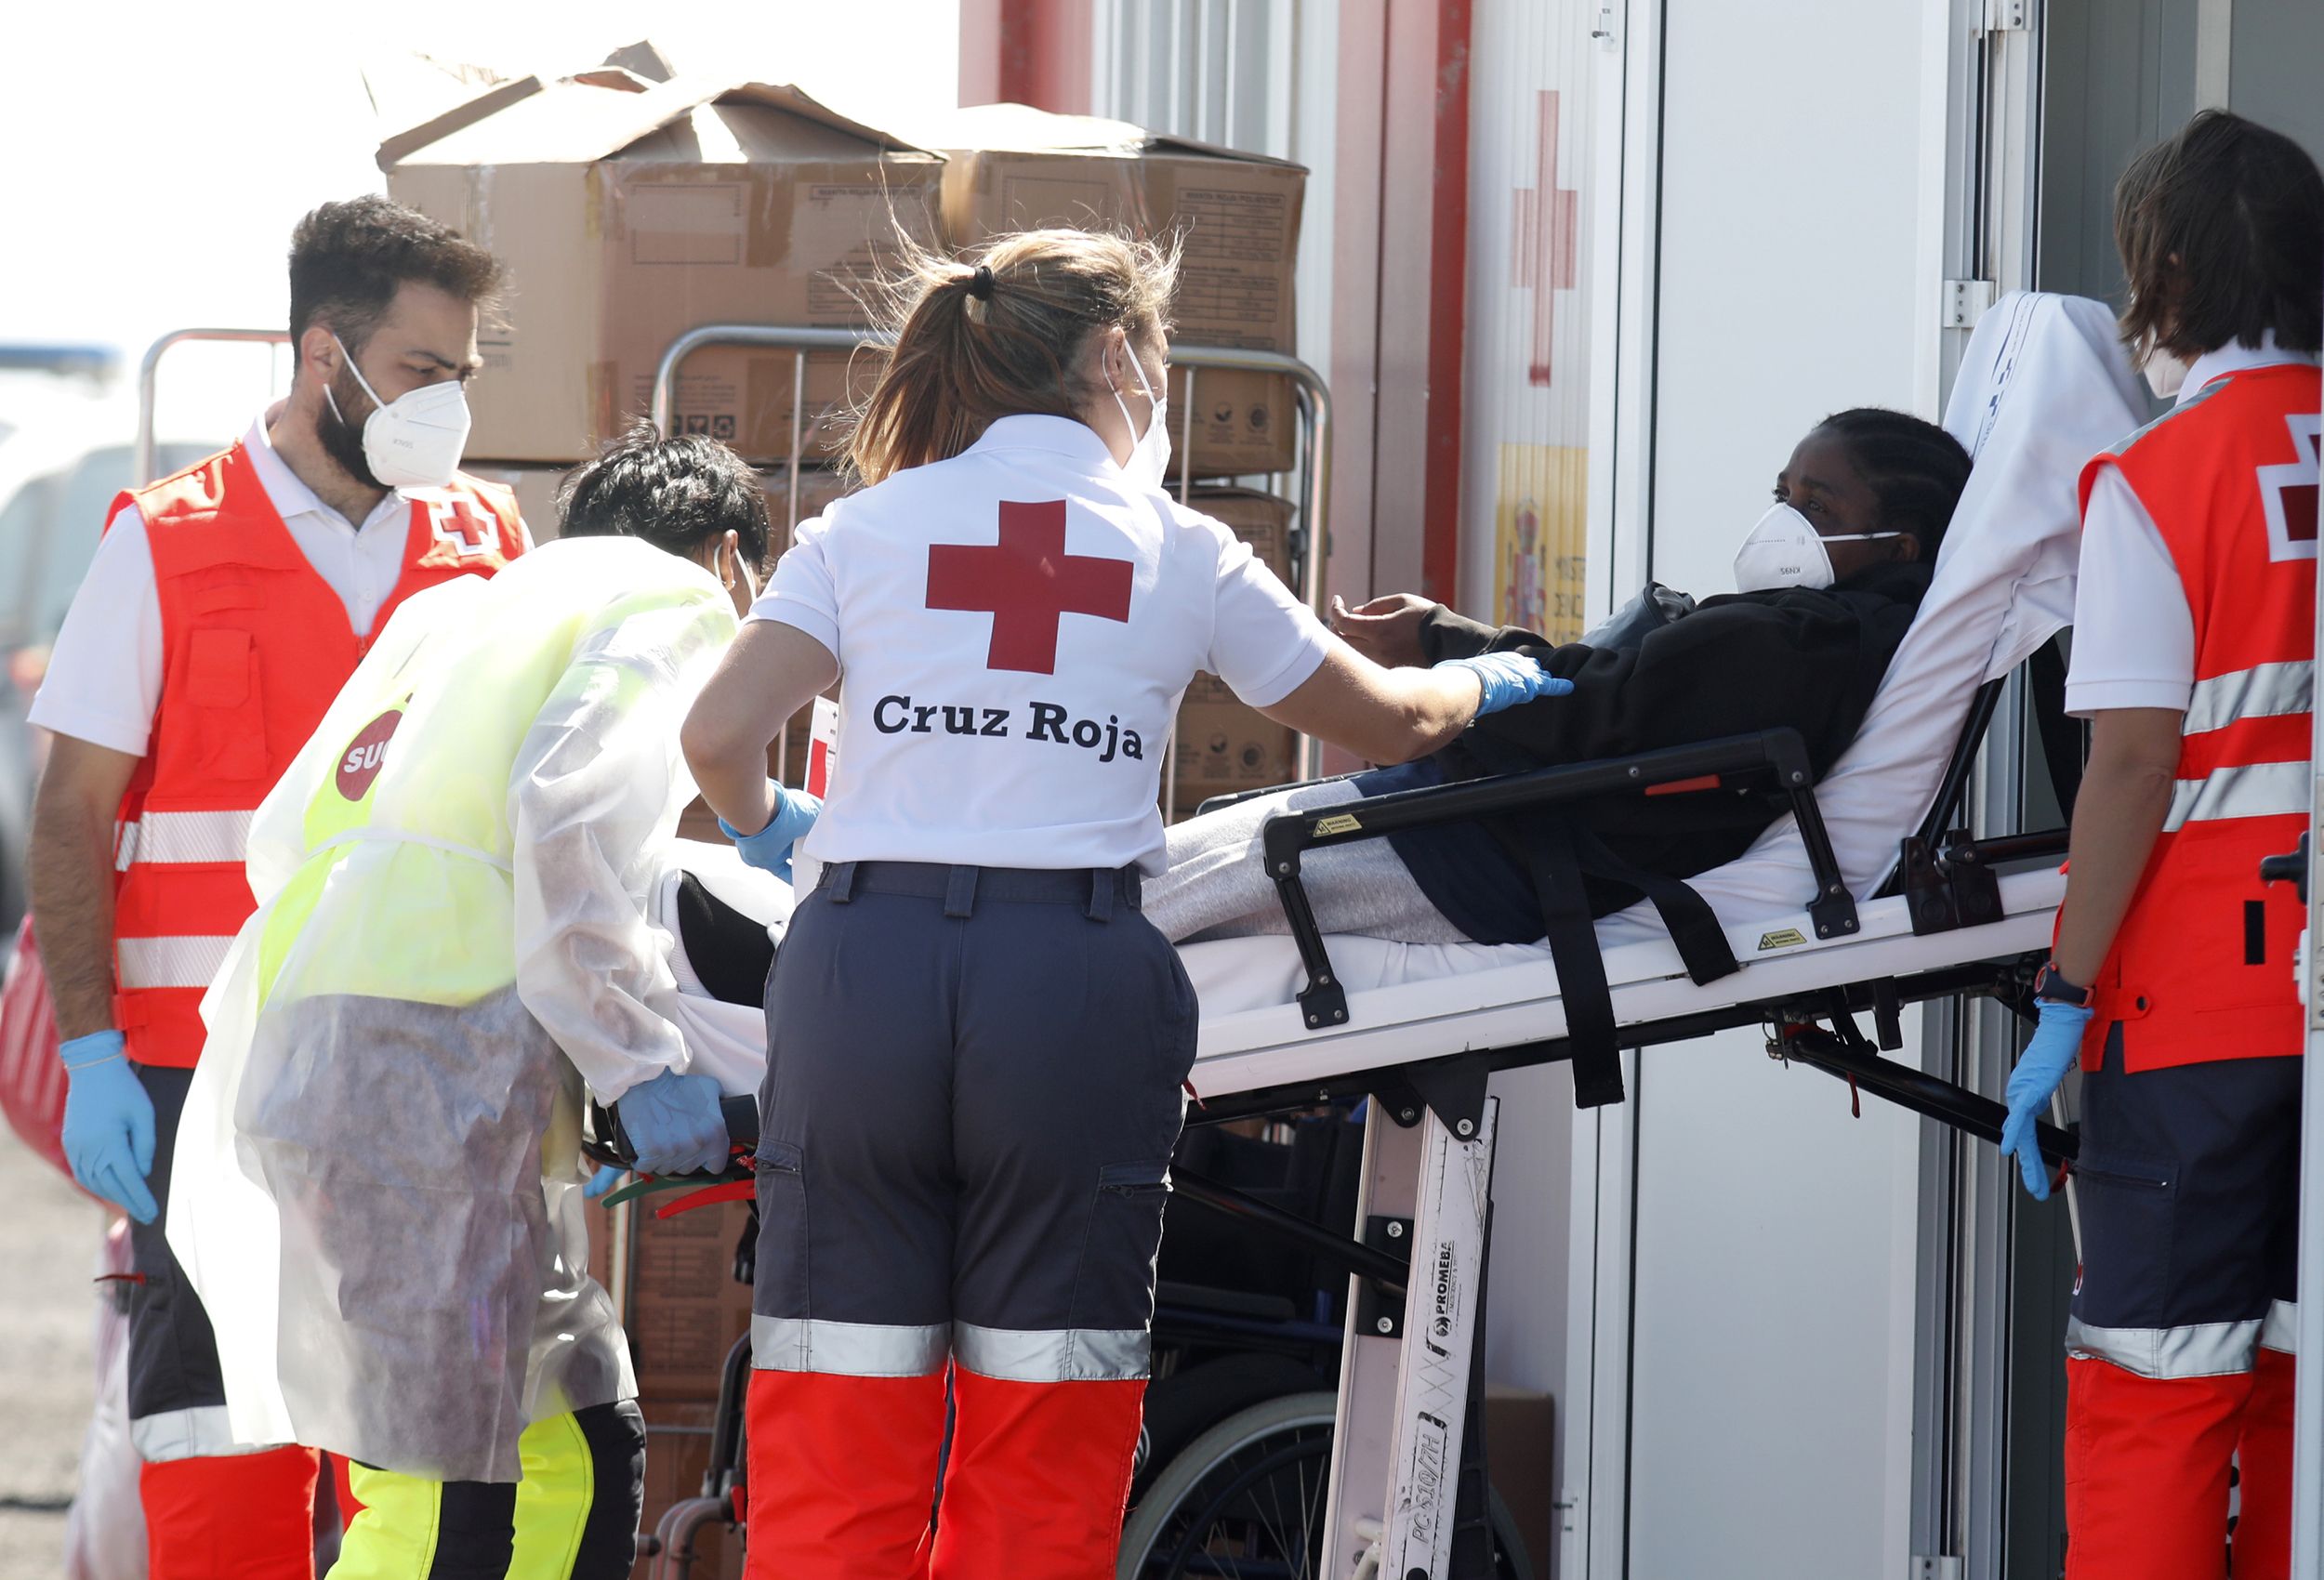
[1394,559,1931,937]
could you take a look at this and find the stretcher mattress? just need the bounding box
[1179,865,2064,1099]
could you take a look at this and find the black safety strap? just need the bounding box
[2028,637,2085,821]
[1566,825,1741,988]
[1518,817,1628,1108]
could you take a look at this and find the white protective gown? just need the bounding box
[168,537,741,1483]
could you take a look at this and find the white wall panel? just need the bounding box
[1623,1,1944,1575]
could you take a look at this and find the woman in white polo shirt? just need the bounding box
[680,227,1559,1580]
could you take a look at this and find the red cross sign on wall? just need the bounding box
[1511,88,1580,389]
[926,499,1134,674]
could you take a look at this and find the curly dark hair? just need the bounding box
[1817,407,1974,560]
[557,421,772,570]
[288,195,506,353]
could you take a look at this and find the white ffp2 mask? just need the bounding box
[326,335,473,490]
[1110,350,1171,492]
[1732,502,1905,593]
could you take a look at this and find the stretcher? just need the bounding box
[1149,289,2145,1577]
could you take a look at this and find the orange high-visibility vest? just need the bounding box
[2078,362,2324,1071]
[108,441,524,1067]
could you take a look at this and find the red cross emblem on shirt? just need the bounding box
[425,497,498,560]
[926,499,1133,674]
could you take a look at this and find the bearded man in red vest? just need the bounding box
[26,195,526,1579]
[1995,111,2324,1580]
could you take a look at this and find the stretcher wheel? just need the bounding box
[1115,1390,1531,1580]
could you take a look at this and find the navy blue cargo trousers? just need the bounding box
[746,860,1196,1579]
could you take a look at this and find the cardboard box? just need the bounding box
[1481,1386,1556,1580]
[624,1197,758,1403]
[920,103,1304,477]
[384,72,943,465]
[1167,364,1299,481]
[1176,488,1299,708]
[631,1399,743,1580]
[1171,699,1299,803]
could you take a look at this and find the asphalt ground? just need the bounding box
[0,1128,105,1577]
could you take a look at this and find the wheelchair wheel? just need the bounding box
[1116,1390,1532,1580]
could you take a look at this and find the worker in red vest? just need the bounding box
[26,195,525,1580]
[1997,111,2324,1580]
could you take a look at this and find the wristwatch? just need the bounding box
[2033,961,2091,1008]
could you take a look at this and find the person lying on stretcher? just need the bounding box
[1145,408,1973,945]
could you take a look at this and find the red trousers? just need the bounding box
[745,1367,1145,1579]
[2065,1348,2293,1580]
[139,1444,319,1580]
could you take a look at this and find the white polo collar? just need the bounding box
[247,401,408,533]
[964,414,1121,470]
[2180,330,2321,406]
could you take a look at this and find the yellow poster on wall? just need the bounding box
[1495,443,1589,639]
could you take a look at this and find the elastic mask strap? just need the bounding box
[330,333,387,409]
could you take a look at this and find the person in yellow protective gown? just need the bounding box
[167,428,776,1579]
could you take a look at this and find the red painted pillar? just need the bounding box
[959,0,1093,114]
[1328,0,1475,607]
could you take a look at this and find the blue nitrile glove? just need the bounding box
[614,1069,732,1177]
[585,1165,627,1200]
[718,783,823,883]
[59,1031,159,1224]
[1433,652,1577,718]
[1997,998,2093,1201]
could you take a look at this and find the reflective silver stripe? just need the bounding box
[129,1405,284,1462]
[2065,1315,2261,1378]
[2162,760,2313,833]
[953,1321,1150,1383]
[114,809,254,872]
[2263,1298,2299,1355]
[115,935,236,992]
[748,1315,948,1377]
[2184,660,2315,735]
[113,809,256,872]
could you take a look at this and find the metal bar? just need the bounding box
[136,328,290,484]
[1174,1167,1410,1290]
[1176,362,1196,506]
[1935,830,2069,871]
[1266,729,1808,857]
[650,325,882,439]
[1779,1025,2076,1164]
[1913,678,2006,850]
[787,350,807,531]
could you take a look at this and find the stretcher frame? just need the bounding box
[1167,666,2086,1577]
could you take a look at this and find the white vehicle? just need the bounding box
[0,381,220,933]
